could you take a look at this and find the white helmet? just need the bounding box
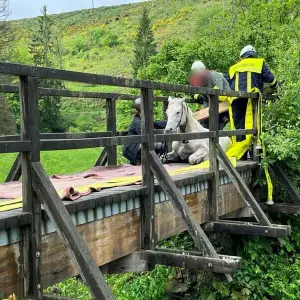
[191,60,206,72]
[240,45,256,57]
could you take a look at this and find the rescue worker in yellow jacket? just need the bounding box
[229,45,278,142]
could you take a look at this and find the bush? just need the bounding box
[102,33,120,48]
[70,36,90,55]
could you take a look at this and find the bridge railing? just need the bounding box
[0,62,264,299]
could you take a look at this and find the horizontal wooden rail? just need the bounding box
[141,249,241,274]
[39,135,148,150]
[0,141,30,153]
[0,62,257,98]
[0,132,112,142]
[154,131,215,142]
[204,221,290,238]
[0,84,169,102]
[218,129,258,137]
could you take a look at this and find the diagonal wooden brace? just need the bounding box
[31,162,115,300]
[148,150,233,282]
[5,152,22,182]
[216,143,272,227]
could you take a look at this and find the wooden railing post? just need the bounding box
[106,97,117,165]
[208,95,220,221]
[140,87,155,250]
[20,76,42,299]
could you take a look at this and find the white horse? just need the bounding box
[164,96,232,164]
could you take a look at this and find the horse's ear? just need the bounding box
[179,97,185,103]
[168,96,173,102]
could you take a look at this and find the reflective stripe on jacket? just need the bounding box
[229,58,276,92]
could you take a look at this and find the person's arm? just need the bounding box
[154,120,167,129]
[128,116,141,135]
[212,72,230,90]
[261,62,277,88]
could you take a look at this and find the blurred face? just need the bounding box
[189,71,207,87]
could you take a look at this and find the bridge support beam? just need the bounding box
[216,144,272,226]
[148,150,233,281]
[203,221,291,238]
[140,249,241,274]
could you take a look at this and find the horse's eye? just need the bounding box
[176,111,180,114]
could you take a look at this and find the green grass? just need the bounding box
[0,148,102,183]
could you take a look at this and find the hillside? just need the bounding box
[10,0,222,82]
[7,0,223,132]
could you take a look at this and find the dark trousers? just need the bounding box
[232,98,248,142]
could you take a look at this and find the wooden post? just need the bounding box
[106,97,117,165]
[208,95,220,221]
[140,88,155,250]
[20,76,42,299]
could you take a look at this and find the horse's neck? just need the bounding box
[179,107,206,133]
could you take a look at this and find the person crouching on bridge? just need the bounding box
[123,98,167,165]
[229,45,278,143]
[189,60,230,130]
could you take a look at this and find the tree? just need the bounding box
[0,0,12,59]
[132,7,157,77]
[29,5,65,132]
[0,0,16,134]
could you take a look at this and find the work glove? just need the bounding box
[193,94,209,105]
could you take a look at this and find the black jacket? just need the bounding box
[122,114,166,164]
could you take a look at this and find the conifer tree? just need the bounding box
[132,7,156,77]
[29,5,65,132]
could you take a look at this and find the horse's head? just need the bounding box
[164,96,187,134]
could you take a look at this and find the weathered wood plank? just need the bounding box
[140,88,155,250]
[0,83,168,102]
[20,76,42,299]
[193,101,229,121]
[259,202,300,214]
[0,141,30,153]
[218,129,257,137]
[150,152,213,252]
[216,143,271,226]
[204,221,290,237]
[39,135,148,150]
[141,250,241,274]
[154,131,215,142]
[208,95,220,221]
[106,98,117,166]
[0,62,258,98]
[271,164,300,205]
[5,152,22,182]
[31,162,115,300]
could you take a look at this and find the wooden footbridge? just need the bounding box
[0,62,299,300]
